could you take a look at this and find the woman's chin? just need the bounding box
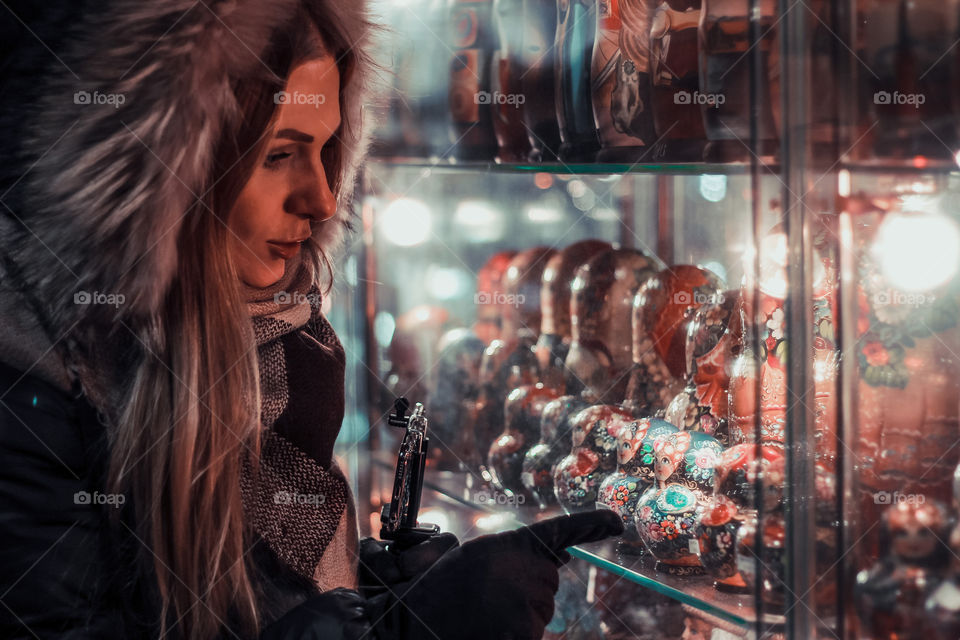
[240,259,285,289]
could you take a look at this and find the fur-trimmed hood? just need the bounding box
[0,0,378,398]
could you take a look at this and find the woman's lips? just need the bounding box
[267,240,301,260]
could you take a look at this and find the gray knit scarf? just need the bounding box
[239,253,350,582]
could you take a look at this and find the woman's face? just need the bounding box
[228,55,341,288]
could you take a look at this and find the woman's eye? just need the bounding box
[264,151,293,167]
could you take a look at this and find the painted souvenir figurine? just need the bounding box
[623,264,724,416]
[856,500,951,640]
[428,327,487,470]
[565,248,665,404]
[553,404,634,512]
[519,0,562,160]
[474,250,517,345]
[521,394,589,508]
[849,200,960,560]
[473,247,556,475]
[555,0,602,161]
[649,0,707,161]
[492,0,533,162]
[487,383,562,499]
[664,292,737,445]
[597,417,677,548]
[591,0,657,161]
[696,443,785,593]
[536,239,612,392]
[698,0,780,161]
[448,0,499,160]
[384,305,451,418]
[635,430,723,574]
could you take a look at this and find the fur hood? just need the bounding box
[0,0,378,398]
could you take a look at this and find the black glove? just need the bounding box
[357,532,460,596]
[366,509,624,640]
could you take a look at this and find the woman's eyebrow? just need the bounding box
[275,128,314,143]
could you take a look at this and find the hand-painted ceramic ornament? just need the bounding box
[487,383,562,499]
[651,430,723,500]
[664,292,737,445]
[554,404,634,512]
[474,250,517,345]
[623,265,724,416]
[521,395,589,508]
[597,417,677,547]
[536,240,612,392]
[428,328,486,470]
[566,248,665,404]
[856,500,951,640]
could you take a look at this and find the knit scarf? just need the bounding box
[238,253,356,588]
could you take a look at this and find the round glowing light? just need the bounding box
[699,174,727,202]
[526,206,562,223]
[380,198,431,246]
[874,211,960,292]
[454,201,505,242]
[567,180,587,198]
[426,266,469,300]
[534,173,553,189]
[373,311,396,348]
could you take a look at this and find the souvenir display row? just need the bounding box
[373,0,960,165]
[375,190,960,637]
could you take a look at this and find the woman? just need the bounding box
[0,1,622,639]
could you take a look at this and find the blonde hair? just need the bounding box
[106,5,370,637]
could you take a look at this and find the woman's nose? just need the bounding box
[288,163,337,222]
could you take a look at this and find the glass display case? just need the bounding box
[327,1,960,638]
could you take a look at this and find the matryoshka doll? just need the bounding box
[384,305,452,420]
[565,247,665,404]
[428,328,487,470]
[849,199,960,561]
[519,0,562,160]
[696,443,785,593]
[555,0,602,161]
[856,500,951,640]
[697,0,780,161]
[553,404,634,512]
[487,382,562,500]
[474,249,517,345]
[473,247,555,475]
[536,239,612,392]
[591,0,658,162]
[624,264,725,417]
[664,291,737,445]
[521,394,590,508]
[492,0,533,162]
[649,0,707,161]
[635,430,722,574]
[597,417,677,550]
[448,0,499,160]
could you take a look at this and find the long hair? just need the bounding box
[104,4,371,638]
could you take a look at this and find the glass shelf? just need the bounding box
[366,157,774,176]
[372,453,778,630]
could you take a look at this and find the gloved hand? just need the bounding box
[366,509,623,640]
[357,532,460,596]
